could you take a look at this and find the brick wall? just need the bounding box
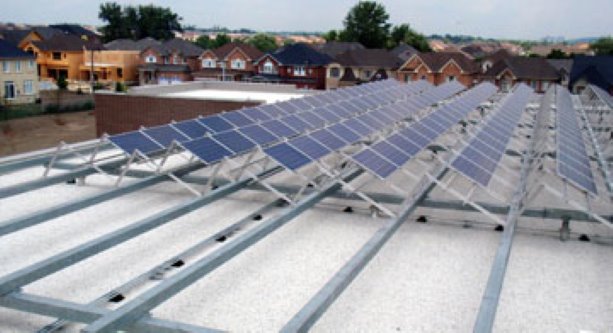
[94,94,259,136]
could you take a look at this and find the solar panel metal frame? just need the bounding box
[108,131,165,156]
[142,124,190,148]
[170,119,209,140]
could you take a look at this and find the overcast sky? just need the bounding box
[1,0,611,40]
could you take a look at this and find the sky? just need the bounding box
[1,0,612,40]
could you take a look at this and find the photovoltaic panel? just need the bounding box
[198,115,234,133]
[328,123,361,144]
[142,125,190,147]
[337,101,361,116]
[310,128,346,151]
[287,98,311,111]
[387,133,422,157]
[171,119,208,139]
[371,141,410,167]
[351,148,397,179]
[109,131,164,155]
[238,124,278,146]
[316,107,341,123]
[221,111,254,127]
[327,103,353,118]
[182,137,233,164]
[261,119,299,138]
[302,95,326,108]
[281,115,312,133]
[264,142,312,170]
[343,118,373,137]
[213,130,256,155]
[275,101,299,114]
[242,107,272,122]
[297,111,326,128]
[289,136,331,160]
[357,113,387,131]
[258,104,285,117]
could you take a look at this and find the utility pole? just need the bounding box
[90,47,95,94]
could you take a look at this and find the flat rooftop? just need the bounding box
[163,89,304,104]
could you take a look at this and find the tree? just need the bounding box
[389,23,431,51]
[98,2,182,42]
[195,35,211,49]
[546,49,569,59]
[341,1,391,48]
[247,33,278,52]
[323,30,338,42]
[591,37,613,55]
[211,33,231,48]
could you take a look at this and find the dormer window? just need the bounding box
[231,59,245,70]
[202,58,216,68]
[294,66,306,76]
[146,55,157,63]
[263,60,274,74]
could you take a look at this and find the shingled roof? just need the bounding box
[335,49,401,68]
[315,42,365,58]
[210,42,263,60]
[31,34,103,51]
[417,52,479,73]
[569,55,613,91]
[268,43,333,66]
[0,30,30,46]
[483,57,560,80]
[0,39,35,59]
[391,42,419,61]
[105,37,161,51]
[152,38,204,57]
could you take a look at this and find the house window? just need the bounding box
[2,61,8,73]
[4,81,15,99]
[173,55,181,64]
[231,59,245,70]
[421,75,427,80]
[117,68,123,79]
[23,80,33,95]
[329,67,340,78]
[52,52,62,60]
[294,66,306,76]
[28,60,34,69]
[364,70,371,78]
[15,61,21,72]
[263,60,274,74]
[447,75,456,82]
[202,58,216,68]
[146,55,157,63]
[530,80,537,89]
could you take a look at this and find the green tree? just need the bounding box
[57,75,68,90]
[591,37,613,55]
[546,49,569,59]
[389,23,431,51]
[323,30,338,42]
[195,35,211,49]
[341,1,391,48]
[247,33,278,52]
[98,2,182,42]
[212,33,231,48]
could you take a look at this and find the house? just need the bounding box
[569,55,613,95]
[480,49,513,73]
[252,43,333,90]
[49,24,100,43]
[138,38,204,85]
[194,42,263,81]
[390,42,419,62]
[331,48,402,88]
[1,39,38,105]
[547,59,573,87]
[315,41,365,58]
[396,52,479,87]
[22,34,103,82]
[481,57,560,93]
[93,38,162,84]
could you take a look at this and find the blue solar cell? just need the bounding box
[258,104,285,117]
[400,127,430,148]
[182,137,233,164]
[281,115,312,133]
[317,107,342,123]
[264,142,312,170]
[290,136,331,160]
[310,128,346,151]
[275,101,299,114]
[109,131,164,155]
[198,115,234,133]
[297,111,326,128]
[337,101,361,116]
[328,123,361,144]
[352,148,397,179]
[302,95,326,108]
[558,162,597,194]
[343,118,373,137]
[387,133,422,157]
[287,98,311,111]
[451,155,490,186]
[358,113,387,130]
[143,125,190,147]
[242,107,272,122]
[171,120,208,139]
[371,141,410,167]
[213,130,256,155]
[221,111,254,127]
[262,119,299,138]
[237,124,278,146]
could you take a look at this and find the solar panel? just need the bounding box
[242,107,272,122]
[264,142,312,170]
[289,136,331,160]
[238,124,278,146]
[171,119,208,139]
[109,131,164,155]
[261,119,299,138]
[287,98,311,111]
[351,148,397,179]
[281,115,312,133]
[221,111,254,127]
[328,123,361,144]
[302,95,326,108]
[198,115,234,133]
[387,133,422,156]
[143,125,190,147]
[275,101,299,114]
[310,128,347,151]
[258,104,286,117]
[371,141,410,167]
[182,137,233,164]
[343,118,373,137]
[297,111,326,128]
[317,107,342,123]
[213,130,256,155]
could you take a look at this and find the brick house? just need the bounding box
[194,42,263,81]
[330,48,402,88]
[481,57,560,93]
[138,38,203,85]
[396,52,479,87]
[252,43,333,90]
[1,39,38,105]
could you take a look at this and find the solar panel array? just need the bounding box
[108,80,434,166]
[589,84,613,108]
[350,82,498,179]
[556,87,597,194]
[450,84,533,186]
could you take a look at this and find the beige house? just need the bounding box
[1,39,38,105]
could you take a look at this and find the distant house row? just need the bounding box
[1,27,612,106]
